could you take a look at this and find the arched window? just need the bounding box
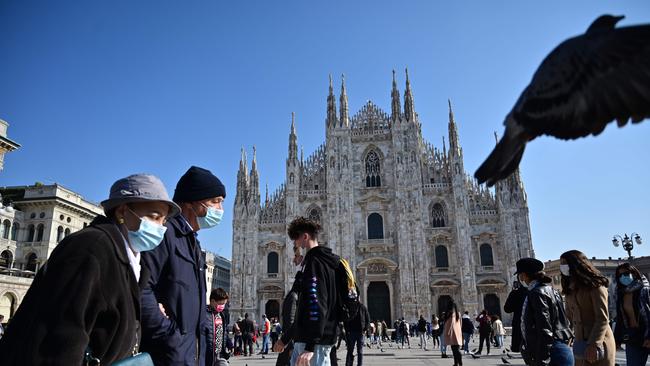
[308,207,321,224]
[0,250,12,268]
[267,252,279,274]
[36,224,45,242]
[56,226,64,243]
[25,253,37,272]
[365,150,381,187]
[432,203,446,228]
[27,225,35,242]
[64,228,71,237]
[480,243,494,266]
[435,245,449,268]
[1,220,10,239]
[367,213,384,239]
[11,222,19,241]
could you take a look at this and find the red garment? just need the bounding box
[263,319,270,335]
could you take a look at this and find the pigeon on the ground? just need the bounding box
[507,353,514,359]
[472,348,477,353]
[475,14,650,186]
[380,348,385,352]
[502,357,511,364]
[505,347,511,353]
[471,353,480,359]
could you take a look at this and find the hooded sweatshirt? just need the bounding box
[294,246,340,352]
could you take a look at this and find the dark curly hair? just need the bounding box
[560,250,609,295]
[210,288,229,301]
[287,216,321,240]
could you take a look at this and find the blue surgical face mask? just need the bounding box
[619,274,634,286]
[126,208,167,252]
[196,203,223,229]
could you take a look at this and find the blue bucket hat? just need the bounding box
[101,174,181,217]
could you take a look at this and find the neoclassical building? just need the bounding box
[231,72,534,324]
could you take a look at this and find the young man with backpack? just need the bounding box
[475,310,492,355]
[288,217,345,366]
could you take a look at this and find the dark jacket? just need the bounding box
[280,272,302,344]
[140,215,207,365]
[295,246,339,351]
[0,216,148,365]
[521,281,573,366]
[614,276,650,345]
[417,318,427,333]
[461,316,475,334]
[504,285,528,351]
[344,303,370,334]
[475,313,492,334]
[241,317,255,336]
[204,306,230,365]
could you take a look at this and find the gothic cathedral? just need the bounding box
[231,71,534,325]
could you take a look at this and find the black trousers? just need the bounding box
[242,334,254,356]
[451,345,462,366]
[346,331,364,366]
[477,332,491,354]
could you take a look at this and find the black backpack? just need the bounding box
[335,258,361,322]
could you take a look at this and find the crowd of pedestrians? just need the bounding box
[0,167,647,366]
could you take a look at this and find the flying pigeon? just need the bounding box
[475,14,650,186]
[502,357,511,364]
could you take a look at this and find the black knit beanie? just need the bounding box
[173,166,226,203]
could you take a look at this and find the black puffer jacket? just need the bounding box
[521,281,573,366]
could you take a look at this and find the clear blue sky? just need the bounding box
[1,1,648,261]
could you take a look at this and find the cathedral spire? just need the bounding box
[404,68,415,122]
[448,99,461,156]
[339,74,349,127]
[265,183,269,205]
[391,69,401,122]
[326,74,338,129]
[288,113,298,163]
[251,145,258,173]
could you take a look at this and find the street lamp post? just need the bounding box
[612,233,642,259]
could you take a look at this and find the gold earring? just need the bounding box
[118,217,125,224]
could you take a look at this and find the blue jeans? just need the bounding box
[440,333,447,353]
[462,332,471,352]
[262,334,270,353]
[550,340,574,366]
[626,343,650,366]
[291,342,333,366]
[496,335,504,348]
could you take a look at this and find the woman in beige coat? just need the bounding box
[444,300,464,366]
[560,250,616,366]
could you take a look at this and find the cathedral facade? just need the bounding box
[230,72,534,325]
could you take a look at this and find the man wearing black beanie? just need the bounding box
[140,166,226,365]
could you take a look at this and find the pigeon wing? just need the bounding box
[511,24,650,140]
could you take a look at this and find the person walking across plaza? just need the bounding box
[431,315,440,348]
[417,315,428,350]
[491,315,505,349]
[241,313,255,356]
[261,314,271,355]
[344,302,370,366]
[271,317,281,350]
[517,257,574,366]
[139,166,226,365]
[0,174,179,364]
[204,288,230,366]
[439,312,448,358]
[613,262,650,366]
[504,280,528,352]
[288,217,339,366]
[274,245,305,365]
[461,311,474,354]
[444,301,463,366]
[475,310,492,355]
[560,250,616,366]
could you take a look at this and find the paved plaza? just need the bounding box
[228,340,629,366]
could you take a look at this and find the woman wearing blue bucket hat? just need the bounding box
[0,173,179,365]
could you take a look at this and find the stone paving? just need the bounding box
[228,340,629,366]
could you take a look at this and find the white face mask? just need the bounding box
[560,264,571,277]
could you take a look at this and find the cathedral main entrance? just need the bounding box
[367,281,391,323]
[265,299,280,320]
